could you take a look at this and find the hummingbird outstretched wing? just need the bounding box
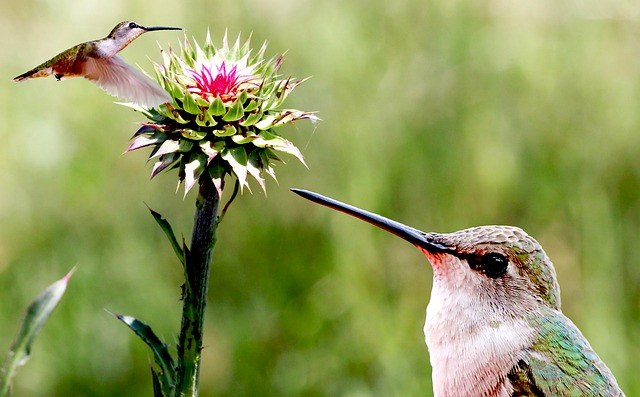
[83,55,171,108]
[508,309,625,396]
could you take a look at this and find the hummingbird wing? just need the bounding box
[508,309,625,396]
[82,55,171,108]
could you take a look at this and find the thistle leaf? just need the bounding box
[208,97,226,116]
[252,131,306,166]
[200,141,224,163]
[131,125,156,139]
[150,366,165,397]
[247,153,266,192]
[127,133,166,152]
[222,147,249,190]
[180,129,207,141]
[0,270,73,397]
[222,99,244,122]
[147,206,185,266]
[152,140,181,158]
[182,93,201,115]
[195,109,217,128]
[183,154,207,195]
[208,160,226,196]
[231,134,258,145]
[239,111,264,127]
[113,314,175,396]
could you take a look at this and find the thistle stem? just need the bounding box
[174,177,220,397]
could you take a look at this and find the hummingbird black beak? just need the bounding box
[141,25,183,32]
[291,189,453,254]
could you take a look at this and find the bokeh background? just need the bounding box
[1,0,640,395]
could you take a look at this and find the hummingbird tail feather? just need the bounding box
[13,67,53,82]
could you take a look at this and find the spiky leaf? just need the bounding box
[0,270,73,397]
[113,314,175,397]
[148,207,185,266]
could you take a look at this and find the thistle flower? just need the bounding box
[125,31,318,195]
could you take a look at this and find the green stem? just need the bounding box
[0,351,19,397]
[174,177,220,396]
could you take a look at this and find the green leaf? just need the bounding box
[222,147,249,190]
[152,140,181,158]
[207,159,227,196]
[194,95,210,108]
[239,111,264,127]
[222,99,244,122]
[252,130,306,166]
[182,93,202,115]
[113,314,175,397]
[259,149,278,181]
[244,99,259,113]
[0,270,73,397]
[254,114,277,130]
[184,154,207,195]
[127,132,167,152]
[150,367,165,397]
[180,129,207,141]
[151,153,179,178]
[247,152,266,192]
[169,109,190,124]
[208,97,226,116]
[147,207,185,266]
[200,141,225,163]
[213,124,237,137]
[195,110,217,128]
[156,104,174,119]
[231,134,258,145]
[161,75,184,102]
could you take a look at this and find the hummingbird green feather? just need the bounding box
[14,21,181,108]
[292,189,625,397]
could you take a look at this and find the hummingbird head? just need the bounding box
[291,189,561,314]
[106,21,182,49]
[422,226,561,312]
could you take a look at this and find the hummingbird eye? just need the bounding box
[128,22,138,29]
[467,253,508,279]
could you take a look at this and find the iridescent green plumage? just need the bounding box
[509,309,625,396]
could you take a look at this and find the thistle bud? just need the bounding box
[125,31,318,195]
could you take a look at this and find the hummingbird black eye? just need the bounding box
[467,253,508,279]
[129,22,138,29]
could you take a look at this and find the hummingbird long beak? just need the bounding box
[141,25,183,32]
[291,189,453,254]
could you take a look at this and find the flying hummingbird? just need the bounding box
[292,189,626,397]
[13,20,181,108]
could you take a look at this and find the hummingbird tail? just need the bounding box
[13,66,53,82]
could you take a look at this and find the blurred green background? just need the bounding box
[2,0,640,395]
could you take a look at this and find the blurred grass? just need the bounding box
[1,0,640,395]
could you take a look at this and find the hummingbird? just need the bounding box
[291,189,626,397]
[13,20,181,108]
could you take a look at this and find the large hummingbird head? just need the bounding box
[105,21,182,49]
[291,189,561,314]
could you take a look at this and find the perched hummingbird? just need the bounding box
[14,20,181,108]
[292,189,626,397]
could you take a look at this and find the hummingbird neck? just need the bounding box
[95,37,133,58]
[423,254,539,396]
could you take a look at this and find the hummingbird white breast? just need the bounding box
[423,251,537,397]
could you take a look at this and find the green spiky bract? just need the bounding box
[125,31,318,196]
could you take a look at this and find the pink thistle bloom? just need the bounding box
[186,60,259,103]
